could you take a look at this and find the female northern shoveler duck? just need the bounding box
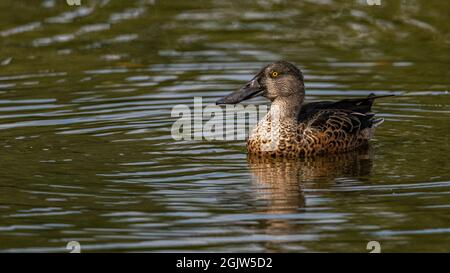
[216,61,392,158]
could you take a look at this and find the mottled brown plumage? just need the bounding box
[217,61,392,158]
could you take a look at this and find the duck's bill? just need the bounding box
[216,78,264,105]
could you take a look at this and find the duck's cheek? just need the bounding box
[263,91,277,100]
[278,85,297,97]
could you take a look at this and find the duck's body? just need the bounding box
[216,61,391,158]
[247,94,388,158]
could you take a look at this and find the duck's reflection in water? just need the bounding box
[247,147,373,240]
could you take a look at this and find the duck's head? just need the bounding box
[216,61,305,105]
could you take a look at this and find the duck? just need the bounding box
[216,61,392,158]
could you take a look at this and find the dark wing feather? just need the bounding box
[307,109,372,134]
[298,93,391,131]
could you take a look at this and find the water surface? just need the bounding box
[0,0,449,252]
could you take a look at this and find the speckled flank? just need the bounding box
[247,106,376,158]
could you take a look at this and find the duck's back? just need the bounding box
[297,93,390,122]
[296,93,391,155]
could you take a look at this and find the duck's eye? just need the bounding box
[271,71,278,78]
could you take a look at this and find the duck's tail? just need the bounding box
[357,93,394,112]
[367,93,395,102]
[329,93,394,114]
[371,117,385,128]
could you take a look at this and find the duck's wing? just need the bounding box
[298,94,392,137]
[306,109,374,135]
[297,93,392,122]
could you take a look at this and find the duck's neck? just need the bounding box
[268,95,304,124]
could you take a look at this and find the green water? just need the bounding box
[0,0,449,252]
